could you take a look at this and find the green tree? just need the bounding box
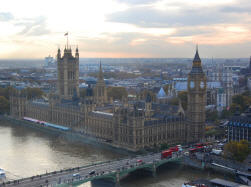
[80,88,87,99]
[0,96,9,114]
[232,95,246,110]
[224,140,250,162]
[205,127,224,138]
[0,86,15,100]
[107,87,128,101]
[230,103,242,114]
[242,91,250,96]
[22,88,44,99]
[206,110,218,122]
[221,109,232,119]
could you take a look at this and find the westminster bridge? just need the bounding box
[1,152,183,187]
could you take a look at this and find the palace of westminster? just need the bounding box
[10,46,207,151]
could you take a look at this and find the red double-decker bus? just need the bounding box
[161,150,172,159]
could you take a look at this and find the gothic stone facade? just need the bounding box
[187,48,207,143]
[10,48,206,151]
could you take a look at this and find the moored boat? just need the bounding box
[0,169,6,179]
[182,179,210,187]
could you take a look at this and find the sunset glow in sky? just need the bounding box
[0,0,251,58]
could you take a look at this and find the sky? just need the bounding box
[0,0,251,59]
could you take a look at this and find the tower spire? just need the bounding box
[193,44,201,62]
[190,45,203,74]
[98,60,104,81]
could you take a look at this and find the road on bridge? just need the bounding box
[1,152,181,187]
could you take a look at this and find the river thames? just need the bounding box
[0,120,224,187]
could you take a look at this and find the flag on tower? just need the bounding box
[64,32,68,36]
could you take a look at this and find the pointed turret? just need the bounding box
[57,48,61,59]
[75,46,79,59]
[193,45,201,62]
[157,87,167,99]
[145,92,152,103]
[98,61,104,82]
[94,60,107,105]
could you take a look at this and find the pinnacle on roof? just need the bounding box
[190,45,203,74]
[157,87,167,99]
[98,60,104,81]
[146,93,152,103]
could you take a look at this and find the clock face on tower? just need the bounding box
[200,81,205,89]
[190,81,194,89]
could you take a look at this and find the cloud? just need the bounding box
[221,0,251,13]
[221,6,251,13]
[115,0,159,4]
[0,12,14,22]
[15,16,50,36]
[107,0,251,28]
[107,6,236,28]
[171,27,213,37]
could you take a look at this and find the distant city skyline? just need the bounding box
[0,0,251,59]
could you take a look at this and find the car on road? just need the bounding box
[184,152,189,156]
[89,170,95,175]
[137,159,143,163]
[72,173,80,177]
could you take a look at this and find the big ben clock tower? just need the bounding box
[187,46,206,143]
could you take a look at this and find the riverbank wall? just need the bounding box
[182,156,244,178]
[0,115,136,156]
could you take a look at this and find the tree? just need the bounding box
[205,127,224,139]
[231,93,251,113]
[206,110,218,122]
[107,87,128,101]
[224,140,250,162]
[22,88,44,99]
[242,91,250,97]
[0,96,9,114]
[80,88,87,99]
[0,86,15,100]
[221,109,232,119]
[232,95,246,110]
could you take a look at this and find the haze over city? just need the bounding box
[1,0,251,187]
[0,0,251,59]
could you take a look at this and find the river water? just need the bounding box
[0,120,225,187]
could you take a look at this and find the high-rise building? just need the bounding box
[187,47,207,143]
